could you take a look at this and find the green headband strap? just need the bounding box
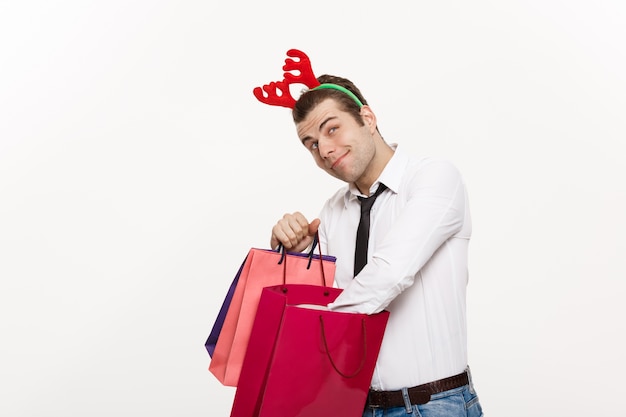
[312,83,364,108]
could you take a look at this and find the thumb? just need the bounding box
[308,218,321,236]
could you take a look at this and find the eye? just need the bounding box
[328,126,337,134]
[302,138,318,152]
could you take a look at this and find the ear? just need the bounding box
[360,105,378,134]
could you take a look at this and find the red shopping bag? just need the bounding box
[209,238,336,387]
[231,284,389,417]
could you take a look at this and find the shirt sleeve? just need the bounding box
[327,159,467,314]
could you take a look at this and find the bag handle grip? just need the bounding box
[319,315,367,378]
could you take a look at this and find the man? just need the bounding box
[264,64,483,416]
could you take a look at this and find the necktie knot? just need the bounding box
[359,195,377,212]
[358,183,387,204]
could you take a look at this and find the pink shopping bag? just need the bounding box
[209,238,335,387]
[231,284,389,417]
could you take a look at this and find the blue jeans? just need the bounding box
[362,381,483,417]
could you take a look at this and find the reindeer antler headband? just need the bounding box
[253,49,363,109]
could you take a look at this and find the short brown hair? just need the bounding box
[292,74,368,126]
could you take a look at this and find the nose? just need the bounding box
[317,137,334,159]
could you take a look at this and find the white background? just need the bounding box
[1,1,625,416]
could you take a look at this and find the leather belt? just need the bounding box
[365,370,469,409]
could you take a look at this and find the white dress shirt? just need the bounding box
[319,144,472,391]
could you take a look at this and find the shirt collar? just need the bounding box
[344,143,408,205]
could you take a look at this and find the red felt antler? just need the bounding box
[253,49,321,109]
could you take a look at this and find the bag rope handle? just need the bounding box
[276,231,328,287]
[319,315,367,378]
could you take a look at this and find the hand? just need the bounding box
[270,212,320,252]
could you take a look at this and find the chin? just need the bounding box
[325,170,346,182]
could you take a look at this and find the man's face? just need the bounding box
[296,99,377,185]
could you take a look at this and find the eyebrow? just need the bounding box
[300,116,337,144]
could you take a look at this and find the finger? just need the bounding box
[273,214,305,249]
[272,220,297,249]
[308,218,321,236]
[290,211,310,236]
[290,212,310,231]
[270,233,280,250]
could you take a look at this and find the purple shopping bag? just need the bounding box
[205,260,246,357]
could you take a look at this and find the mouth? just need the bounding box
[330,151,348,170]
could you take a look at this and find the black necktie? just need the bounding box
[354,183,387,277]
